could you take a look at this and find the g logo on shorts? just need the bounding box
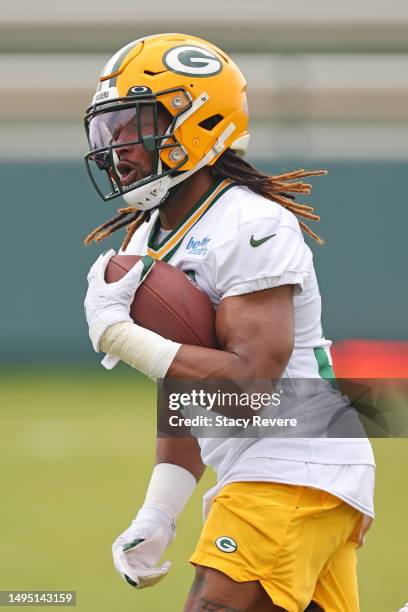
[163,46,223,77]
[215,536,237,553]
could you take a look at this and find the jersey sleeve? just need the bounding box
[211,216,313,299]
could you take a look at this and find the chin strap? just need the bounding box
[121,157,171,210]
[88,92,237,242]
[169,121,236,190]
[121,120,236,211]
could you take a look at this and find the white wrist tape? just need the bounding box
[140,463,197,522]
[100,322,181,381]
[89,308,132,352]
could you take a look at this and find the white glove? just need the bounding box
[112,507,176,589]
[398,604,408,612]
[84,249,154,353]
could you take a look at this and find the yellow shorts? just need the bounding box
[189,482,362,612]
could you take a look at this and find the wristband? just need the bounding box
[100,321,181,380]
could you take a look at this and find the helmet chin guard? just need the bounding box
[121,173,172,210]
[123,119,238,210]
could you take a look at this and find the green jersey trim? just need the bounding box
[146,179,234,262]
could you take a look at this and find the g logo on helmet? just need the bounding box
[215,536,237,553]
[163,45,223,77]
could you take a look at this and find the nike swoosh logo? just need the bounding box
[250,233,276,247]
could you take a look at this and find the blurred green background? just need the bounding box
[1,1,407,610]
[1,369,407,611]
[0,160,406,363]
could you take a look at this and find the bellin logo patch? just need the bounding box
[163,46,222,77]
[215,536,238,553]
[186,236,211,256]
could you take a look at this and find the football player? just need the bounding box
[84,34,374,611]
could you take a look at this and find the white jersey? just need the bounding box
[124,179,375,518]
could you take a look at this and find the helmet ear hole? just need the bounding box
[198,114,224,131]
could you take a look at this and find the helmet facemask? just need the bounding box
[84,88,192,210]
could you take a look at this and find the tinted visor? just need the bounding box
[84,90,191,202]
[88,105,158,153]
[85,103,164,194]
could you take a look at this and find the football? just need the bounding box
[105,255,218,348]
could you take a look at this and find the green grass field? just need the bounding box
[1,367,407,611]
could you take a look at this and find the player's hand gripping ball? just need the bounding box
[84,249,154,352]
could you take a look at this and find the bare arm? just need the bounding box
[159,285,295,479]
[168,284,294,379]
[156,437,206,482]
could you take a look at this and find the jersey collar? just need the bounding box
[147,178,234,262]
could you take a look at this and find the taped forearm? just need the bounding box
[140,463,197,522]
[100,321,181,380]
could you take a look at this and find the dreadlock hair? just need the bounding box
[212,149,327,244]
[84,207,151,251]
[84,150,327,250]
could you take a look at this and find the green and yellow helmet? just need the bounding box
[84,33,249,210]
